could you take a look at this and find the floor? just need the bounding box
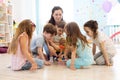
[0,45,120,80]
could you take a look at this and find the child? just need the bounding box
[53,21,66,45]
[52,21,66,61]
[8,19,44,71]
[65,22,94,70]
[84,20,116,66]
[31,23,58,65]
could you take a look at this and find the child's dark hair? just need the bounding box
[57,21,66,29]
[43,23,57,35]
[84,20,98,39]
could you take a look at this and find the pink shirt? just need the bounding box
[11,32,28,70]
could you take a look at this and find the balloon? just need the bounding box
[102,0,112,13]
[118,0,120,3]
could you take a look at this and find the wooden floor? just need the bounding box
[0,45,120,80]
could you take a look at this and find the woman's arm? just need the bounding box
[100,42,112,66]
[19,36,37,70]
[92,43,96,55]
[70,46,76,70]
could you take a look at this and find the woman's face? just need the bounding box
[52,9,63,24]
[84,26,94,38]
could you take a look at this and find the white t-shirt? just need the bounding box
[92,31,116,56]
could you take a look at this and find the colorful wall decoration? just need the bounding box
[73,0,108,31]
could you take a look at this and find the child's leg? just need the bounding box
[66,58,92,69]
[48,45,57,56]
[95,55,105,65]
[34,58,44,68]
[94,52,102,60]
[108,53,114,64]
[94,52,114,65]
[63,47,71,59]
[21,58,44,70]
[21,61,31,70]
[43,42,50,60]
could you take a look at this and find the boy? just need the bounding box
[31,23,57,65]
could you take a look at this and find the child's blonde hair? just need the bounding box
[8,19,36,54]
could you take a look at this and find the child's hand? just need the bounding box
[49,46,57,56]
[70,65,76,70]
[106,62,112,66]
[30,63,38,71]
[44,61,51,66]
[106,61,113,66]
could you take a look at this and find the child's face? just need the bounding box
[84,26,94,38]
[31,23,36,32]
[57,27,64,36]
[32,26,35,32]
[44,32,55,40]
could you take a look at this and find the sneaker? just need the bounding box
[50,57,53,63]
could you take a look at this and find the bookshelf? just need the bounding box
[0,0,12,47]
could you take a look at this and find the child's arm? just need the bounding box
[100,42,112,66]
[47,41,57,57]
[92,43,96,55]
[49,40,60,51]
[63,46,70,59]
[37,47,51,65]
[70,46,76,70]
[20,36,37,71]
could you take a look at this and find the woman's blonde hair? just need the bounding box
[8,19,36,54]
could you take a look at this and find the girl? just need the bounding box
[65,22,94,70]
[84,20,116,66]
[8,19,43,71]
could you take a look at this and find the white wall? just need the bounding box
[107,3,120,25]
[12,0,36,23]
[12,0,120,26]
[39,0,74,25]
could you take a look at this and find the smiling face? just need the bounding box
[84,26,94,38]
[52,9,63,24]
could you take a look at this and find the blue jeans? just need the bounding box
[43,42,50,60]
[21,58,44,70]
